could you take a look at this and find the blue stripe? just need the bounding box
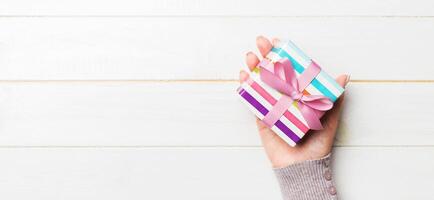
[321,71,345,93]
[271,47,337,102]
[284,41,344,93]
[284,41,311,61]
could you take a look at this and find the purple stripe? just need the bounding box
[238,88,268,116]
[274,120,301,143]
[238,88,301,143]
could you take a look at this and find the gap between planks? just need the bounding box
[0,145,433,149]
[0,15,434,18]
[0,80,432,84]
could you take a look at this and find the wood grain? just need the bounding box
[0,17,434,80]
[0,81,431,146]
[0,0,432,198]
[0,147,432,200]
[1,0,433,16]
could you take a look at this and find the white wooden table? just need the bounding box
[0,1,433,199]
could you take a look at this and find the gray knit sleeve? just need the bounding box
[273,154,338,200]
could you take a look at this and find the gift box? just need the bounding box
[237,40,344,146]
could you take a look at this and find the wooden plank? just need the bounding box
[0,18,434,80]
[0,82,431,146]
[0,147,432,199]
[333,147,434,199]
[1,0,433,16]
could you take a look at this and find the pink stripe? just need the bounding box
[249,79,309,133]
[263,95,293,128]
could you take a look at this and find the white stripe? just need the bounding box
[254,77,282,98]
[279,44,344,96]
[305,84,323,96]
[243,83,305,138]
[267,50,304,79]
[271,126,296,147]
[280,111,306,138]
[256,76,309,127]
[287,104,308,127]
[241,85,298,146]
[316,72,343,97]
[265,50,337,97]
[251,80,309,130]
[254,73,320,128]
[281,44,311,67]
[254,78,309,127]
[238,86,265,120]
[265,51,281,63]
[239,97,265,120]
[243,84,272,111]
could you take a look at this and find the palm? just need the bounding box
[240,36,349,168]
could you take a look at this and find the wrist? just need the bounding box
[270,150,332,168]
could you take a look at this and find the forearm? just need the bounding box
[273,154,338,200]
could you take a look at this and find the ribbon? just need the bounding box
[259,58,333,130]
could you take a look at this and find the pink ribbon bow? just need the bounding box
[259,58,333,130]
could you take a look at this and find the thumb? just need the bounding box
[319,74,350,135]
[299,74,350,151]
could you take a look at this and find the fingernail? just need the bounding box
[345,75,351,86]
[246,51,253,56]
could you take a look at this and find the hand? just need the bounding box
[240,36,350,168]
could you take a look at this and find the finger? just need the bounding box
[256,36,273,57]
[246,52,260,71]
[321,74,350,129]
[324,92,345,129]
[239,70,250,84]
[336,74,350,88]
[300,74,350,152]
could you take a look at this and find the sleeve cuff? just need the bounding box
[273,154,338,200]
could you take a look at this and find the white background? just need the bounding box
[0,0,434,199]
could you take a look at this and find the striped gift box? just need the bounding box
[237,40,344,146]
